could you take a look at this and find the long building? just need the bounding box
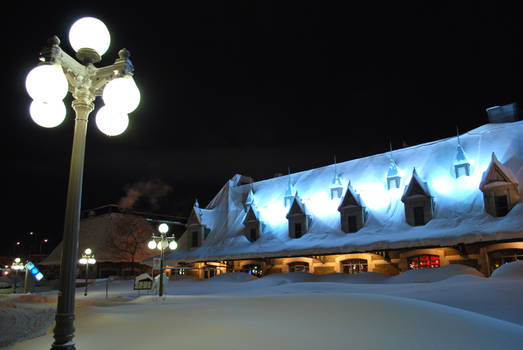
[162,118,523,279]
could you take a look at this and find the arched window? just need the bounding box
[408,255,440,269]
[489,249,523,271]
[289,261,309,272]
[341,259,368,274]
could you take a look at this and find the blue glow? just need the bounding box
[430,162,483,197]
[26,262,35,270]
[303,191,339,219]
[355,182,391,210]
[258,198,288,226]
[35,272,43,281]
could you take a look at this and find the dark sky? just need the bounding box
[4,2,522,256]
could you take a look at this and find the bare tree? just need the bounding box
[105,215,153,276]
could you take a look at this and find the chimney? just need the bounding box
[486,103,520,123]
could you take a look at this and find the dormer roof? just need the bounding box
[243,205,260,225]
[401,168,431,201]
[338,181,364,210]
[480,152,519,190]
[286,194,308,218]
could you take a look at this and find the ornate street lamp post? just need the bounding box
[25,17,140,350]
[11,258,25,294]
[147,223,177,297]
[78,248,96,296]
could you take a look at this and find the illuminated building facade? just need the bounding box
[164,120,523,278]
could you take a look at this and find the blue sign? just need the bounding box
[25,261,44,281]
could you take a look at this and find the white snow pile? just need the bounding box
[384,263,485,283]
[4,263,523,350]
[490,260,523,279]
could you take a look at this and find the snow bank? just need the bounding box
[491,260,523,279]
[385,264,484,283]
[11,293,523,350]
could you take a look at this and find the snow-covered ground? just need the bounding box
[2,261,523,350]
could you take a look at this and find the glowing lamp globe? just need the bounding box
[30,100,66,128]
[87,258,96,265]
[69,17,110,56]
[95,106,129,136]
[158,223,169,234]
[25,64,68,101]
[102,76,140,113]
[79,258,87,265]
[169,240,177,250]
[148,240,157,249]
[157,240,169,250]
[14,258,21,263]
[84,248,92,255]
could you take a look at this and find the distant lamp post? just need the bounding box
[11,258,25,294]
[25,16,140,350]
[40,238,49,254]
[78,248,96,296]
[147,223,177,297]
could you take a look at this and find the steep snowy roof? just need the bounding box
[165,121,523,264]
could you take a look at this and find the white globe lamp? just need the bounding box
[25,64,69,102]
[169,240,178,250]
[158,223,169,234]
[95,106,129,136]
[102,76,140,113]
[29,100,66,128]
[147,240,157,250]
[69,17,110,56]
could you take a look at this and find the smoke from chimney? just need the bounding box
[119,180,172,211]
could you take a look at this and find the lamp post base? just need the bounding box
[51,312,76,350]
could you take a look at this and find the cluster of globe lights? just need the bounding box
[78,248,96,265]
[24,17,140,136]
[148,223,178,250]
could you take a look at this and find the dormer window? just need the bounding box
[330,157,344,199]
[454,135,471,178]
[245,186,255,211]
[182,200,208,250]
[386,148,401,190]
[286,194,311,239]
[401,168,434,226]
[455,163,470,178]
[479,153,520,217]
[338,181,366,233]
[243,205,261,242]
[387,175,401,190]
[284,169,295,207]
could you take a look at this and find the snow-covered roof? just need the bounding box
[165,121,523,264]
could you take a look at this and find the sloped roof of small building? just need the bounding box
[162,121,523,264]
[41,208,173,265]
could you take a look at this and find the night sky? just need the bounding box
[5,2,522,256]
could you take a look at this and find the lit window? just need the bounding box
[408,255,440,269]
[489,249,523,271]
[242,264,263,277]
[342,259,368,274]
[289,262,309,272]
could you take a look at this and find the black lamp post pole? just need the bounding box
[51,100,92,350]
